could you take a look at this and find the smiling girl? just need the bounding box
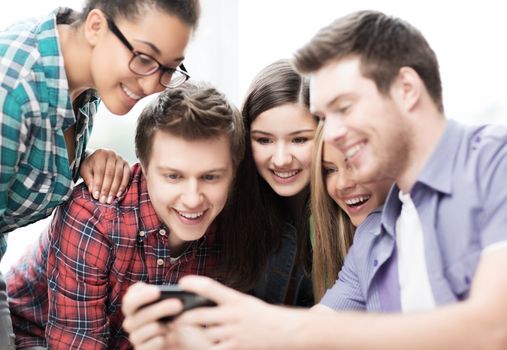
[235,59,317,306]
[311,123,392,300]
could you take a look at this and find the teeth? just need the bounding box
[345,195,371,205]
[122,85,142,100]
[345,143,363,159]
[178,211,204,219]
[273,170,299,178]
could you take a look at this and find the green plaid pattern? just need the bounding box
[0,8,98,259]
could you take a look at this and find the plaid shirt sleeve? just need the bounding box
[0,90,25,255]
[46,192,113,350]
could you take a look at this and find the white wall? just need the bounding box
[237,0,507,126]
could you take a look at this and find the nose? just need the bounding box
[181,179,203,209]
[323,116,347,147]
[272,142,292,167]
[335,167,356,193]
[137,72,165,95]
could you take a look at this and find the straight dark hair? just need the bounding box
[233,59,313,277]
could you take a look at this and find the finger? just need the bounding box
[135,335,168,350]
[97,154,117,203]
[176,305,229,328]
[128,321,168,346]
[165,323,213,349]
[123,298,184,333]
[179,275,244,305]
[88,154,106,200]
[117,162,131,197]
[79,161,94,193]
[107,160,126,203]
[122,283,160,317]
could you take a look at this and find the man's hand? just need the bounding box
[80,149,130,203]
[122,282,211,350]
[177,275,306,350]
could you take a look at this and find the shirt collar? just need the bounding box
[381,184,402,237]
[381,119,464,235]
[416,119,463,195]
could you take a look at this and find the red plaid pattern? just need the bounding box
[6,163,219,349]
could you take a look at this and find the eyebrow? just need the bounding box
[133,39,185,64]
[250,129,316,137]
[156,166,228,174]
[321,160,337,167]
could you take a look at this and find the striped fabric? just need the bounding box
[0,8,98,259]
[6,164,220,349]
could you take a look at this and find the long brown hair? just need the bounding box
[239,59,313,273]
[310,123,355,300]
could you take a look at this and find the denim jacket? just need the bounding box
[251,221,314,306]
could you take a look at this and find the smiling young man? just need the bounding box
[122,10,507,350]
[5,81,245,350]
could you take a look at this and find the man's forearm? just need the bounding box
[292,301,504,350]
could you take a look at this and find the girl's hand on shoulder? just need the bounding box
[80,149,130,204]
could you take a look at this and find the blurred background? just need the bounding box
[1,0,506,272]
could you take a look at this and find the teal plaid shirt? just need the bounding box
[0,8,98,259]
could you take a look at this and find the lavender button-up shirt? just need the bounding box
[321,119,507,312]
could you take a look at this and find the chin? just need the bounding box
[102,94,136,116]
[109,104,133,116]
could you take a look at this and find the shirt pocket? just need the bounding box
[8,162,66,219]
[443,250,480,300]
[17,161,54,194]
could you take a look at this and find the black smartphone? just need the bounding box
[142,284,217,322]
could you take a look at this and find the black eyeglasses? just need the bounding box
[107,18,190,88]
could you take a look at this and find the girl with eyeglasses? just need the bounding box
[0,1,198,348]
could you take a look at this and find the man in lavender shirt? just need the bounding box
[121,10,507,350]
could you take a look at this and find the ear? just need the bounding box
[391,66,422,112]
[84,9,108,47]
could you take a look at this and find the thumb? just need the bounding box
[179,275,243,305]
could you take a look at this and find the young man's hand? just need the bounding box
[80,149,130,204]
[122,282,212,350]
[176,276,307,350]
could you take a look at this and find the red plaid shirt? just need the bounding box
[6,163,219,350]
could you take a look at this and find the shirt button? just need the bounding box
[159,229,166,236]
[139,230,146,237]
[373,259,379,267]
[157,258,164,266]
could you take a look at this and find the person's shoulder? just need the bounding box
[0,16,43,70]
[356,207,383,235]
[459,123,507,171]
[0,10,60,93]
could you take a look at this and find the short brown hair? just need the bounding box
[135,81,244,170]
[293,10,443,112]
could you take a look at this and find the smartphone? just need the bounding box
[142,284,217,322]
